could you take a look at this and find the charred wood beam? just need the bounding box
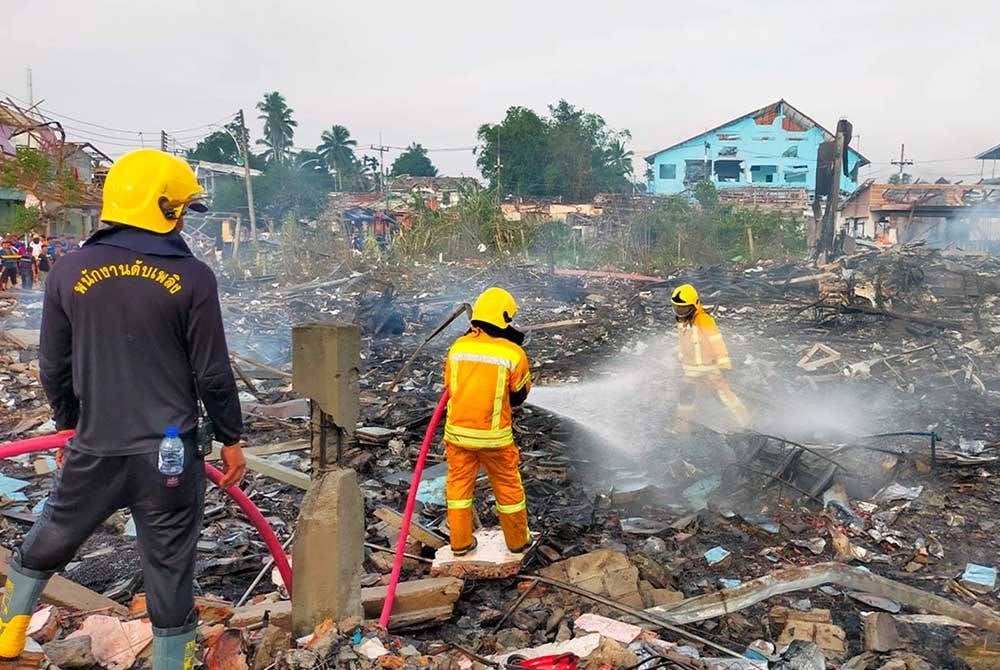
[648,562,1000,632]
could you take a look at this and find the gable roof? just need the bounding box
[644,99,870,166]
[976,143,1000,161]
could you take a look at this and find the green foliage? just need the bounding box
[0,147,87,227]
[316,125,358,190]
[250,159,333,224]
[392,186,528,260]
[888,172,913,184]
[611,184,805,270]
[477,100,633,199]
[256,91,297,164]
[390,143,438,177]
[186,119,264,169]
[0,205,42,235]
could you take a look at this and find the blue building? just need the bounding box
[645,100,868,196]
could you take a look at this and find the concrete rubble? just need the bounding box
[4,240,1000,668]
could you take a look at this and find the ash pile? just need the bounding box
[3,246,1000,669]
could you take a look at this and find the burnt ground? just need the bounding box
[2,246,1000,667]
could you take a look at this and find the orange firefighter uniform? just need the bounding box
[444,288,532,555]
[672,284,750,431]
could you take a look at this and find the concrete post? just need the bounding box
[290,323,364,635]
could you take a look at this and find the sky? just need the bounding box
[3,0,998,183]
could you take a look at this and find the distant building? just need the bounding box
[977,144,1000,179]
[840,180,1000,250]
[388,175,479,209]
[192,160,262,203]
[645,100,869,196]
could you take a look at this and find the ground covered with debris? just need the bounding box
[3,242,1000,669]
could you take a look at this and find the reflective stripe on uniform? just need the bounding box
[449,352,515,369]
[512,369,531,392]
[491,366,507,431]
[444,424,514,449]
[449,341,520,368]
[495,498,526,514]
[447,498,474,510]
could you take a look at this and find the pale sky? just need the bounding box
[3,1,998,183]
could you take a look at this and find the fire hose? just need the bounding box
[379,390,450,629]
[0,430,294,595]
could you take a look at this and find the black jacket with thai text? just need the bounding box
[39,226,243,455]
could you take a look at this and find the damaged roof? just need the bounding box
[976,143,1000,161]
[388,175,480,192]
[644,99,870,167]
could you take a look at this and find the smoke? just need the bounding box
[527,325,906,491]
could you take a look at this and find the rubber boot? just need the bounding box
[151,628,197,670]
[0,563,50,658]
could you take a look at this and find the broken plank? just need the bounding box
[360,577,463,628]
[374,507,447,549]
[524,319,586,332]
[0,548,127,616]
[208,440,309,462]
[242,453,310,490]
[647,561,1000,633]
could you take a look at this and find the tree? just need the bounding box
[889,173,913,184]
[256,91,297,164]
[476,100,632,200]
[477,107,548,197]
[316,125,358,191]
[390,143,438,177]
[361,155,381,192]
[186,120,264,169]
[0,146,93,232]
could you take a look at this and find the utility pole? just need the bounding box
[495,127,501,207]
[26,68,33,106]
[160,130,168,152]
[236,109,257,243]
[369,136,390,214]
[891,143,914,181]
[816,119,848,261]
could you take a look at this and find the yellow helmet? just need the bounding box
[471,287,518,329]
[100,149,207,233]
[671,284,700,307]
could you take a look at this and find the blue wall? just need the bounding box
[646,109,864,196]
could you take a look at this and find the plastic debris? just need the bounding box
[874,483,923,503]
[960,563,997,594]
[705,546,732,566]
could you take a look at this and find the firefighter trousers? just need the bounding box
[17,443,204,633]
[676,372,750,431]
[445,442,529,552]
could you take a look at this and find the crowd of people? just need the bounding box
[0,234,83,292]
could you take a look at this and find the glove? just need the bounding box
[219,443,246,488]
[54,429,74,469]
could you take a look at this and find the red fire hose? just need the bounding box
[0,431,294,595]
[379,390,450,629]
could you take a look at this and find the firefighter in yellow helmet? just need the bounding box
[672,284,750,431]
[444,287,532,555]
[1,150,245,670]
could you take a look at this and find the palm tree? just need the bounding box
[605,139,634,179]
[316,125,358,191]
[256,91,297,164]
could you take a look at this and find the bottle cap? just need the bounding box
[166,426,180,438]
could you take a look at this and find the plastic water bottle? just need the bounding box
[158,426,184,477]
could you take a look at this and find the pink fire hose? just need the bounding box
[0,431,294,595]
[379,390,449,629]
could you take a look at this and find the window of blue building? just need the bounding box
[714,160,741,183]
[785,165,808,184]
[751,165,778,184]
[659,164,676,180]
